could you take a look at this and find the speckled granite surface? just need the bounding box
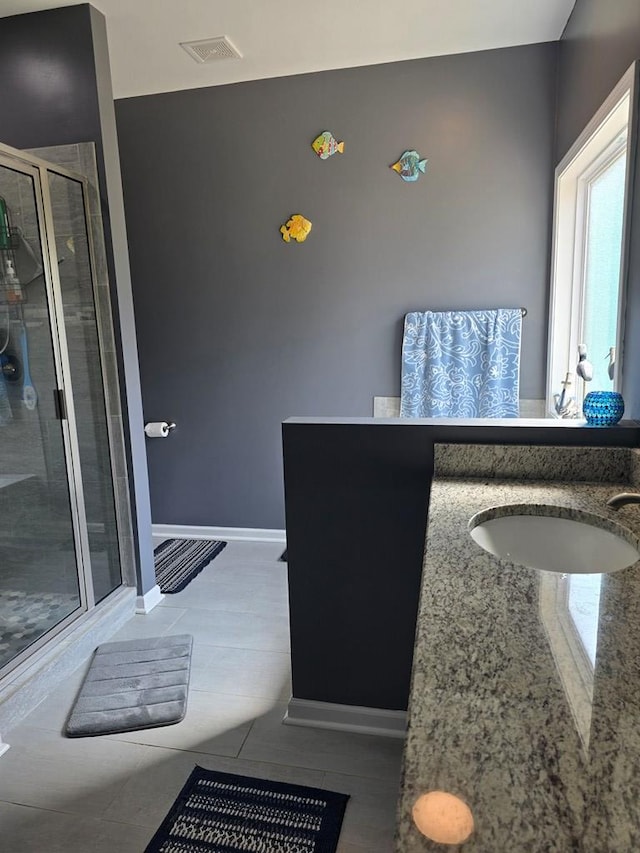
[433,444,632,482]
[396,445,640,852]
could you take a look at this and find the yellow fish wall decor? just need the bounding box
[280,214,312,243]
[312,131,345,160]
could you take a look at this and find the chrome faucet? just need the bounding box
[606,492,640,510]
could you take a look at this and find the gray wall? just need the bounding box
[0,6,102,153]
[556,0,640,161]
[116,42,558,529]
[557,0,640,421]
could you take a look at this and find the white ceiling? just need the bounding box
[0,0,576,99]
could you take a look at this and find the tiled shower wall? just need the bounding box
[0,172,48,484]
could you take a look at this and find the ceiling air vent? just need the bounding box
[180,36,242,64]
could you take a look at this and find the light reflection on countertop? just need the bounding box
[395,444,640,852]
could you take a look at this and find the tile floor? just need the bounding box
[0,540,403,852]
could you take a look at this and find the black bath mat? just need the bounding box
[144,765,349,853]
[154,538,227,593]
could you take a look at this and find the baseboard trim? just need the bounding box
[153,524,286,544]
[284,697,407,739]
[136,584,164,614]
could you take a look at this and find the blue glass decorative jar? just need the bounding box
[583,391,625,426]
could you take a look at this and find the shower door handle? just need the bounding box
[53,388,67,420]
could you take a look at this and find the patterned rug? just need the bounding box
[154,539,227,594]
[144,766,349,853]
[0,589,78,662]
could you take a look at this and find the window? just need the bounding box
[539,571,601,753]
[547,64,638,417]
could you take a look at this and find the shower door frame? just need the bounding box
[0,143,124,679]
[37,150,126,600]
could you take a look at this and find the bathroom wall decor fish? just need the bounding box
[390,150,428,182]
[280,214,312,243]
[312,131,345,160]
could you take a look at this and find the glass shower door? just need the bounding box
[45,170,122,602]
[0,159,83,671]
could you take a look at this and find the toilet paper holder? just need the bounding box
[144,421,176,438]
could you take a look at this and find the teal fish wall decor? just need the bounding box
[390,150,428,182]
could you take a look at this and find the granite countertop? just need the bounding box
[396,444,640,852]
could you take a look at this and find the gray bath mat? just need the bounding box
[65,634,193,737]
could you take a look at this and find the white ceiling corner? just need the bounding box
[0,0,576,99]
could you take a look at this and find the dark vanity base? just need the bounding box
[282,417,640,712]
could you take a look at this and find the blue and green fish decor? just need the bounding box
[312,130,345,160]
[390,150,428,182]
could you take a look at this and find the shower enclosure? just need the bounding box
[0,143,123,677]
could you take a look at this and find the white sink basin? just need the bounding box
[469,507,640,574]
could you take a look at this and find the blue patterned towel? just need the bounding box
[400,308,522,418]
